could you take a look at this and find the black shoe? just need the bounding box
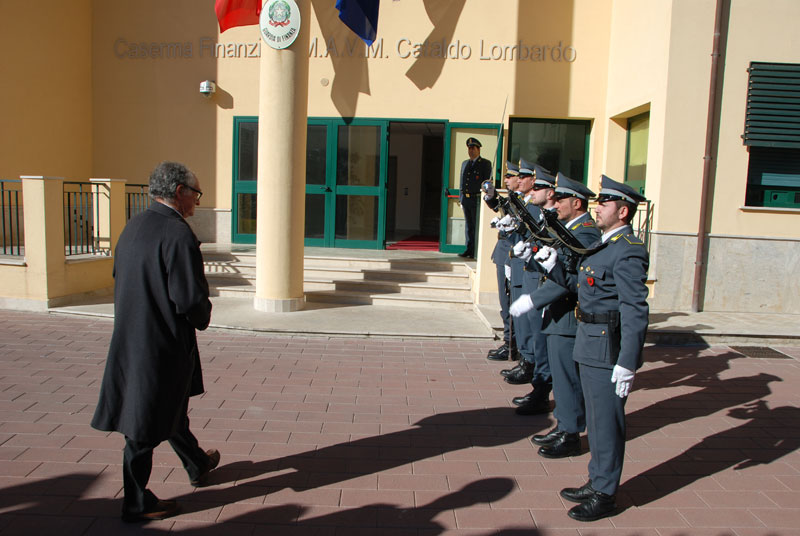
[538,433,580,458]
[567,491,617,522]
[512,390,536,406]
[504,361,534,384]
[531,426,562,446]
[487,344,510,361]
[560,481,596,503]
[500,363,521,378]
[510,348,521,361]
[122,500,180,523]
[458,251,473,258]
[190,449,221,487]
[515,398,551,415]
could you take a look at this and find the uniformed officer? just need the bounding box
[483,161,521,361]
[547,175,649,522]
[509,173,601,456]
[504,159,554,416]
[459,137,492,258]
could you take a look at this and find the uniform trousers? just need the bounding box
[495,262,512,344]
[546,334,585,434]
[122,414,208,515]
[522,273,550,386]
[509,282,534,366]
[579,363,628,496]
[461,195,478,255]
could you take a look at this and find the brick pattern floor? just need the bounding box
[0,310,799,535]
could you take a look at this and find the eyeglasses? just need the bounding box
[184,184,203,201]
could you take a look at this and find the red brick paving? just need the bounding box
[1,310,799,535]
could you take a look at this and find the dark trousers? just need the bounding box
[579,363,628,496]
[495,262,512,344]
[461,196,477,255]
[122,415,208,514]
[547,334,585,434]
[522,273,550,386]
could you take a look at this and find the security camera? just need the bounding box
[199,80,216,97]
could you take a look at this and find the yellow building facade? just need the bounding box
[1,0,798,314]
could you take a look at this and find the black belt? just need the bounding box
[575,308,616,324]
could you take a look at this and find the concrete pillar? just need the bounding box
[89,178,126,254]
[20,176,65,301]
[254,0,310,313]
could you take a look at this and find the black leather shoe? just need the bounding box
[538,433,580,458]
[531,426,562,446]
[512,390,535,406]
[567,491,617,522]
[458,251,473,258]
[122,500,180,522]
[510,348,521,361]
[514,398,551,415]
[487,344,510,361]
[190,449,221,487]
[504,361,533,384]
[500,363,521,378]
[560,481,596,503]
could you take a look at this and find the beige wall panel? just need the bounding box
[710,0,800,238]
[0,0,92,180]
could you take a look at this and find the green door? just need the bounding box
[232,116,258,244]
[440,123,502,254]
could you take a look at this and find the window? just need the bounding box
[625,112,649,195]
[743,62,800,207]
[507,119,590,182]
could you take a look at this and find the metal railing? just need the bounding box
[63,182,105,256]
[126,183,151,220]
[1,180,23,256]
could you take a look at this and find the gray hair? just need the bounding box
[148,161,195,201]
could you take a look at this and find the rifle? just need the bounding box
[505,191,553,243]
[540,209,604,271]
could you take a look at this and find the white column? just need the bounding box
[254,0,310,313]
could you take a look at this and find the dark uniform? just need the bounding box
[459,137,492,258]
[558,175,649,522]
[484,161,519,360]
[506,160,554,416]
[529,173,600,457]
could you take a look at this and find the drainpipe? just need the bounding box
[692,0,728,312]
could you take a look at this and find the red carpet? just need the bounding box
[386,235,440,251]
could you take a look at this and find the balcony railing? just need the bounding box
[588,200,654,252]
[126,183,151,220]
[63,181,106,256]
[1,180,23,256]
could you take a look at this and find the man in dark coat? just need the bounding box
[91,161,219,522]
[459,137,492,258]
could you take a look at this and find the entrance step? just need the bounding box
[202,250,475,309]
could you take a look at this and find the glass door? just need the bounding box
[232,117,258,244]
[440,123,502,254]
[305,121,332,247]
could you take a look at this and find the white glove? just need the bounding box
[611,365,635,398]
[509,294,534,317]
[490,216,500,228]
[504,264,511,280]
[513,241,533,263]
[483,181,496,197]
[533,245,558,273]
[497,214,513,230]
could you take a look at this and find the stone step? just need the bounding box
[304,289,474,310]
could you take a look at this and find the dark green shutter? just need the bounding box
[743,62,800,148]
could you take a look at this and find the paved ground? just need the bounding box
[1,309,799,535]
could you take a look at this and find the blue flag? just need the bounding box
[335,0,379,46]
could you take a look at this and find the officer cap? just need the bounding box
[597,174,647,204]
[466,137,482,148]
[532,165,556,189]
[505,161,519,177]
[518,158,535,176]
[554,172,595,200]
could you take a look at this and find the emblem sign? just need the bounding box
[260,0,301,50]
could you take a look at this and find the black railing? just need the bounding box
[63,182,105,256]
[126,184,151,220]
[1,180,23,256]
[588,200,654,252]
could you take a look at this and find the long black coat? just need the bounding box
[91,202,212,443]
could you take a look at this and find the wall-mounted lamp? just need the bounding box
[199,80,216,97]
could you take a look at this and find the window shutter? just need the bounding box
[743,62,800,148]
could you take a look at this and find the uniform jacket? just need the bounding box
[571,226,649,371]
[508,201,541,287]
[459,156,492,203]
[91,202,212,443]
[530,212,600,336]
[483,192,514,265]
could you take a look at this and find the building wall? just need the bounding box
[0,0,92,181]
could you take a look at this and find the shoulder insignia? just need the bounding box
[610,234,623,242]
[623,234,644,245]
